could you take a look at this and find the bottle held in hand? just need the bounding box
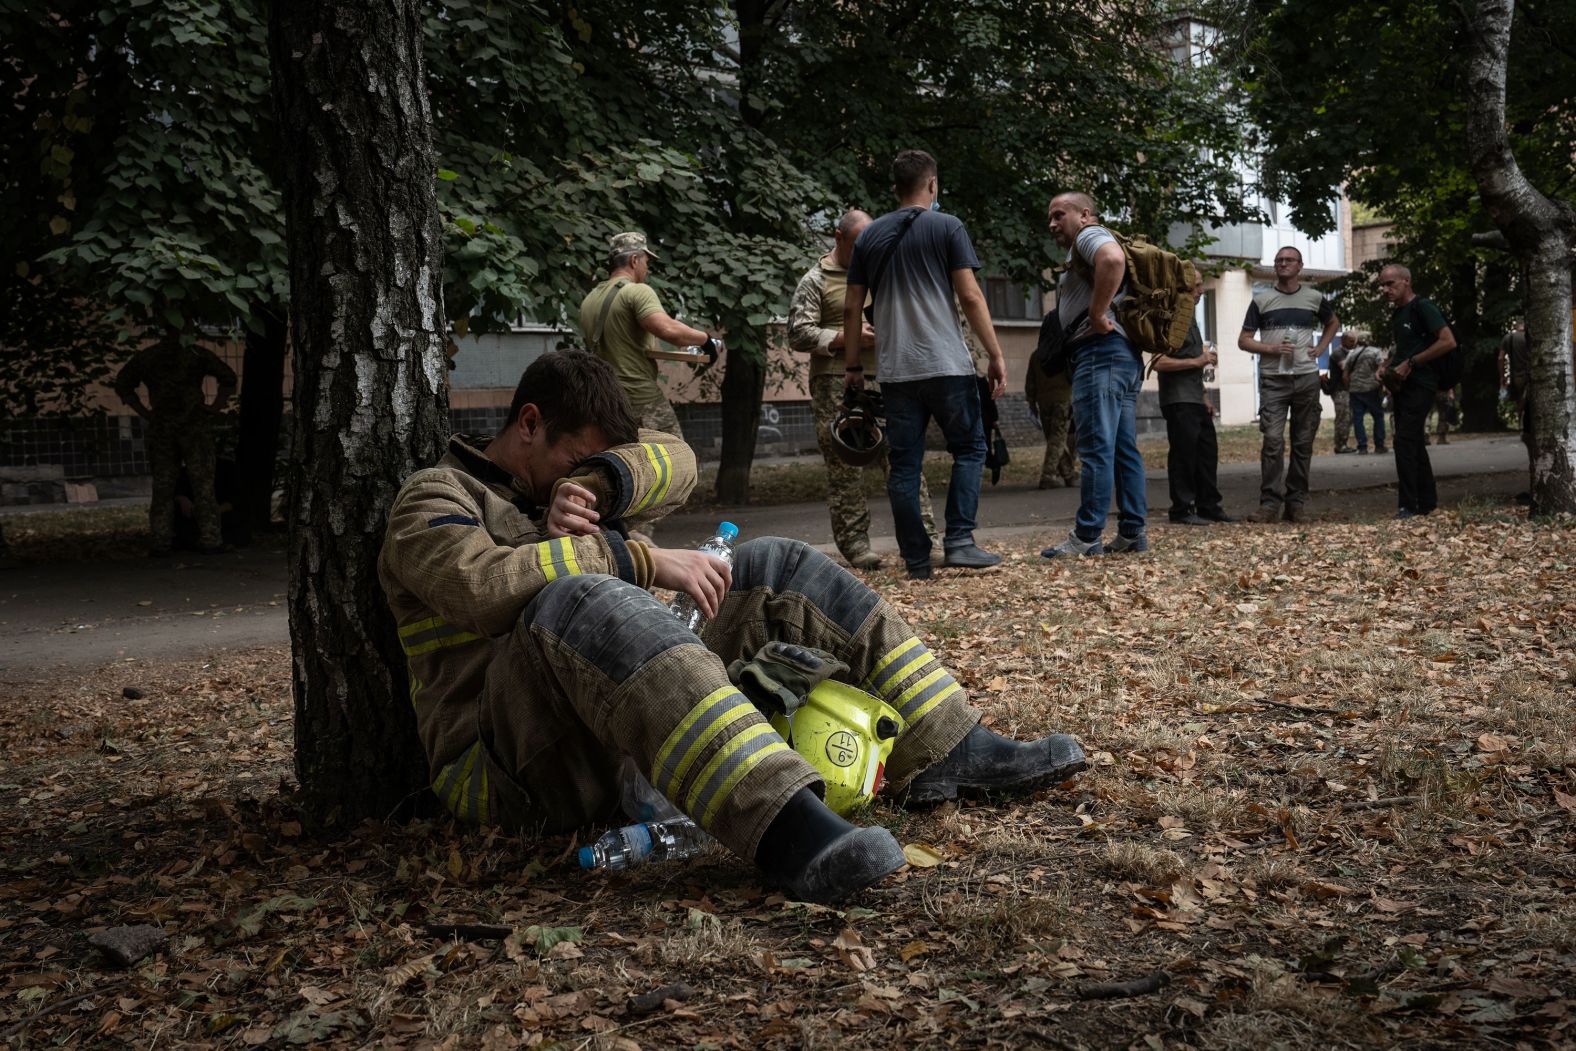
[668,521,738,634]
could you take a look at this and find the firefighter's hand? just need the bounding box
[545,481,599,538]
[650,547,732,620]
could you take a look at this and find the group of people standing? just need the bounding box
[577,150,1468,571]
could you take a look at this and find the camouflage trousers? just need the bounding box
[810,375,937,561]
[1332,390,1352,452]
[1033,371,1077,487]
[147,418,222,551]
[630,398,685,539]
[638,397,685,442]
[465,537,979,860]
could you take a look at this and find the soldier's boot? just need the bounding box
[903,724,1087,807]
[755,787,905,904]
[839,537,883,571]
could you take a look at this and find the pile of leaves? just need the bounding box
[1,509,1571,1048]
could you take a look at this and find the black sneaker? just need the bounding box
[1199,509,1238,523]
[942,544,1003,569]
[905,725,1087,806]
[1170,513,1211,526]
[906,564,932,580]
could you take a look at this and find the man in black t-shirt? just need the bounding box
[1377,264,1456,518]
[1153,280,1231,525]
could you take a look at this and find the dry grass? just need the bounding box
[1,509,1573,1048]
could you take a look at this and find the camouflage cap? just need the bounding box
[609,231,659,260]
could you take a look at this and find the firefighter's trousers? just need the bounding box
[474,537,979,860]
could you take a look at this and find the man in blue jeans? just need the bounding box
[1040,192,1148,558]
[842,149,1008,580]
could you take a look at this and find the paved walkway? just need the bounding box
[0,436,1530,677]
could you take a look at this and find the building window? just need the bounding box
[1196,289,1217,345]
[985,278,1039,321]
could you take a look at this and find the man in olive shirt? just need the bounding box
[787,209,937,569]
[1377,264,1456,518]
[579,231,713,438]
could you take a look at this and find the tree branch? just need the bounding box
[1470,229,1511,251]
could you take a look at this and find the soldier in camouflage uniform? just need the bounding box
[1024,351,1077,489]
[379,351,1087,904]
[1328,334,1354,453]
[788,210,937,570]
[114,330,237,555]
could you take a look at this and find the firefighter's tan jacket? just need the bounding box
[377,431,696,795]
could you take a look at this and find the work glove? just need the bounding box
[699,336,723,366]
[727,641,848,721]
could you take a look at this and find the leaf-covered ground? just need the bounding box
[2,506,1572,1049]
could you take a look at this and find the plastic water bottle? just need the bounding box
[668,521,738,634]
[618,755,684,822]
[578,817,712,871]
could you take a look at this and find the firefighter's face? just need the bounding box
[516,406,610,495]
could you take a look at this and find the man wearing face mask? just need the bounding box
[841,150,1008,581]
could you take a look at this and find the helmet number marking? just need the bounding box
[825,730,860,768]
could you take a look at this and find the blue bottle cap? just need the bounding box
[577,846,595,869]
[717,522,739,540]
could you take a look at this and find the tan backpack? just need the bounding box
[1068,232,1199,360]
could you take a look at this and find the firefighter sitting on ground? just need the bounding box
[378,350,1087,903]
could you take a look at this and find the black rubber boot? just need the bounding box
[904,724,1087,806]
[755,788,905,904]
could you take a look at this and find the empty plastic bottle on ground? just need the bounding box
[578,817,712,871]
[668,521,738,634]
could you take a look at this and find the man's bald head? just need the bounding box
[1047,192,1101,248]
[833,208,873,267]
[1052,191,1098,216]
[836,209,872,235]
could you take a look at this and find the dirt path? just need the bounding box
[0,436,1531,677]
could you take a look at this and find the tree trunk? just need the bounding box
[270,0,451,823]
[1464,0,1576,513]
[235,304,288,538]
[715,342,763,504]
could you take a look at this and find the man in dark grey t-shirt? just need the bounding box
[843,150,1007,580]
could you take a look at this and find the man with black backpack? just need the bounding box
[1377,264,1458,519]
[842,150,1007,580]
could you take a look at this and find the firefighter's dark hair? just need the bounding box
[504,350,639,446]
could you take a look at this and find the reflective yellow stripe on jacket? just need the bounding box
[398,615,482,657]
[628,442,673,515]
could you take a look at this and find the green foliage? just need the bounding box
[4,0,1255,421]
[1241,0,1575,360]
[424,0,827,364]
[0,0,285,415]
[754,0,1253,284]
